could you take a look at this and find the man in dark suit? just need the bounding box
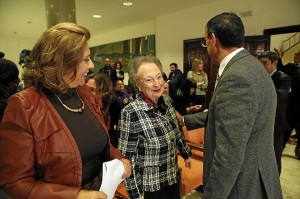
[258,51,291,174]
[177,12,282,198]
[275,49,300,156]
[98,57,117,83]
[167,63,184,101]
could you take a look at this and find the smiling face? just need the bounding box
[66,44,94,88]
[137,63,165,104]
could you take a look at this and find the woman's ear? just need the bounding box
[136,82,142,92]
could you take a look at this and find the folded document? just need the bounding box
[99,159,125,199]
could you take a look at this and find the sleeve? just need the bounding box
[184,111,208,130]
[187,71,192,79]
[202,73,208,90]
[117,109,143,199]
[176,127,192,159]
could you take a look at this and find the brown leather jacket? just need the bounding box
[0,85,125,199]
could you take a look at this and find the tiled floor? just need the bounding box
[183,141,300,199]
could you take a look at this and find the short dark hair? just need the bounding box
[207,12,244,48]
[0,51,5,59]
[258,51,279,63]
[170,63,178,68]
[0,58,19,84]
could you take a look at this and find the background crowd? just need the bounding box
[0,11,299,199]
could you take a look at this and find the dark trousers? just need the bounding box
[283,107,300,148]
[144,182,181,199]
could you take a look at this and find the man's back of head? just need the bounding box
[206,12,244,49]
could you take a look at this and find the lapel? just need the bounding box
[211,49,251,101]
[214,49,250,92]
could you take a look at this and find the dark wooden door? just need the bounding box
[183,35,270,108]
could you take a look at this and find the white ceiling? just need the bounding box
[0,0,213,39]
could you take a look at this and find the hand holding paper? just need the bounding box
[99,159,125,199]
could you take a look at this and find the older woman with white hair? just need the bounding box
[118,55,192,199]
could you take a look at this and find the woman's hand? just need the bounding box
[77,190,107,199]
[138,195,144,199]
[192,105,202,112]
[120,158,132,178]
[184,157,192,169]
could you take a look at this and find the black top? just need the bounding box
[46,88,108,186]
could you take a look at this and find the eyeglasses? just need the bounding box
[201,33,213,48]
[201,39,207,47]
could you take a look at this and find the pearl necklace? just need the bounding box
[54,91,85,113]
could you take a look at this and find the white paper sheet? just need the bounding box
[99,159,125,199]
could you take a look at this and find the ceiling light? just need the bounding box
[123,2,133,6]
[93,15,102,19]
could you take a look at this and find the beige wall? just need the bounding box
[1,0,299,77]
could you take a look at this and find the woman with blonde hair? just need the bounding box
[187,58,208,108]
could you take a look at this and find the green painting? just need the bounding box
[90,35,155,73]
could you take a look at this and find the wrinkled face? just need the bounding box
[115,80,125,92]
[259,57,277,74]
[86,78,96,95]
[137,63,164,104]
[67,45,94,88]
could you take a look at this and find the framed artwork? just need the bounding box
[90,35,155,73]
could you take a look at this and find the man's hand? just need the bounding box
[274,48,284,58]
[184,157,192,169]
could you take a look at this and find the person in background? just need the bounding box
[275,49,300,77]
[86,73,116,127]
[177,12,282,198]
[290,64,300,159]
[108,79,133,148]
[126,79,137,100]
[118,55,192,199]
[173,78,201,116]
[258,51,291,173]
[163,81,169,95]
[167,63,184,101]
[0,58,20,122]
[187,58,208,108]
[275,49,300,156]
[0,22,131,199]
[99,57,118,84]
[115,79,133,106]
[114,61,125,81]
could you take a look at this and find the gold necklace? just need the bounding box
[54,91,85,113]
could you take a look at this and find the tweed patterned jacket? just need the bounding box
[118,94,191,199]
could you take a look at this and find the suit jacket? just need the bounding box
[271,70,291,140]
[99,65,118,83]
[184,49,282,199]
[0,85,125,199]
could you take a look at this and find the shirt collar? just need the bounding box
[218,48,244,77]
